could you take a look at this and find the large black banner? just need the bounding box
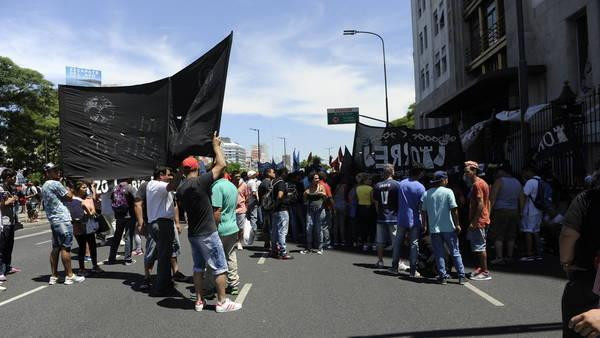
[533,123,574,161]
[352,122,463,175]
[59,33,232,179]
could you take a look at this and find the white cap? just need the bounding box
[248,170,257,177]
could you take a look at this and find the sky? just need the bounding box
[0,0,415,162]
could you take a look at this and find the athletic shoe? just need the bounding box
[299,250,310,255]
[84,256,92,262]
[410,271,421,278]
[371,244,377,251]
[227,285,240,295]
[173,271,187,282]
[195,299,205,312]
[0,274,6,282]
[470,267,482,277]
[374,260,384,269]
[519,256,535,262]
[469,271,492,281]
[64,274,85,285]
[490,258,505,265]
[0,285,6,292]
[535,255,544,261]
[7,267,21,274]
[216,298,242,313]
[124,259,136,266]
[316,249,324,255]
[278,254,294,260]
[48,276,59,285]
[398,261,409,271]
[437,277,448,285]
[458,277,466,285]
[387,267,400,275]
[327,245,334,250]
[362,244,368,252]
[237,242,243,250]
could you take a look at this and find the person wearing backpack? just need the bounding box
[106,178,137,265]
[520,167,545,261]
[258,168,275,249]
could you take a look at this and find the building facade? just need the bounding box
[221,137,247,165]
[411,0,600,168]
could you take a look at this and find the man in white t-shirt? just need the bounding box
[246,171,260,231]
[520,167,543,261]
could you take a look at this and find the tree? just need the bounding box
[225,162,242,174]
[390,102,415,128]
[0,56,59,172]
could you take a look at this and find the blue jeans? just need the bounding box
[306,207,325,250]
[322,209,332,247]
[247,205,258,230]
[431,232,465,278]
[271,211,289,256]
[392,226,420,274]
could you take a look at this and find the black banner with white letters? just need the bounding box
[533,123,573,160]
[352,122,464,175]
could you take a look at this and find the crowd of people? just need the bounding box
[0,135,599,333]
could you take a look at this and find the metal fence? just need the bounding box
[505,86,600,190]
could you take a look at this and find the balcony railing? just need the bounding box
[465,17,505,65]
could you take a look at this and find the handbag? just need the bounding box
[94,214,110,234]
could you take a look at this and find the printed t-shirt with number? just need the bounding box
[372,179,400,224]
[211,178,240,237]
[42,180,72,226]
[469,177,491,228]
[176,173,217,237]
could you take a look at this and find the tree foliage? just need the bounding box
[390,102,415,128]
[0,56,59,171]
[225,162,242,174]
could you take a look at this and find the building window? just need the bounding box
[434,52,441,78]
[425,64,430,88]
[441,46,447,73]
[433,10,439,36]
[487,1,498,45]
[439,10,445,30]
[424,25,428,49]
[420,69,425,91]
[419,32,424,54]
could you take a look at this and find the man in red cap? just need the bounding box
[464,161,492,281]
[175,132,242,313]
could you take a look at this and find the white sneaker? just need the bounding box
[64,274,85,285]
[0,285,6,291]
[374,260,384,268]
[237,242,243,250]
[398,261,409,271]
[48,276,59,285]
[195,300,204,312]
[316,249,324,255]
[216,298,242,313]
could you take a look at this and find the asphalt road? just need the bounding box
[0,220,567,337]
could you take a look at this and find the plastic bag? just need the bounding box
[243,218,255,246]
[86,217,99,234]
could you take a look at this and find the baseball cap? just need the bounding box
[247,170,257,177]
[43,163,59,172]
[464,161,479,171]
[430,170,448,183]
[182,156,199,170]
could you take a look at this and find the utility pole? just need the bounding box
[516,0,530,163]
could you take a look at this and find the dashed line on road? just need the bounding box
[15,229,51,240]
[464,282,505,306]
[257,254,268,265]
[35,240,52,245]
[235,283,252,305]
[0,286,48,307]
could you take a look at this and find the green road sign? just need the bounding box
[327,107,359,125]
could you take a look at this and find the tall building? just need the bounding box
[250,144,268,163]
[221,137,246,165]
[411,0,600,162]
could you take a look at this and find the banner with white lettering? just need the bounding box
[533,123,573,160]
[352,122,463,175]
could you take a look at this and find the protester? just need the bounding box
[333,178,348,246]
[318,171,333,249]
[0,192,6,291]
[520,166,544,261]
[300,172,327,255]
[390,165,425,275]
[356,174,375,251]
[559,172,600,337]
[66,181,103,276]
[488,164,522,264]
[258,169,275,249]
[271,168,293,259]
[372,164,400,269]
[464,161,492,281]
[421,171,466,285]
[286,172,304,243]
[25,181,40,222]
[234,172,248,250]
[98,180,116,246]
[0,168,21,281]
[246,170,260,236]
[106,179,137,265]
[41,163,85,285]
[175,133,242,313]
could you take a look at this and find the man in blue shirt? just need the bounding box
[373,164,400,268]
[389,165,425,277]
[421,171,466,285]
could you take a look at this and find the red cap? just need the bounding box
[182,156,199,170]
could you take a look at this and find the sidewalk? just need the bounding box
[15,210,49,230]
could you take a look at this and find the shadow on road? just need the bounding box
[349,322,563,337]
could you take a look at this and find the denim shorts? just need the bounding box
[467,227,487,252]
[375,223,396,245]
[51,222,74,249]
[520,214,542,233]
[188,231,228,275]
[144,222,181,265]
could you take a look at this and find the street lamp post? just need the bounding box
[278,136,287,169]
[344,29,390,125]
[250,128,260,170]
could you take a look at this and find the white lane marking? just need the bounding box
[35,240,52,245]
[235,283,252,305]
[0,286,48,307]
[464,282,505,306]
[15,229,51,240]
[257,253,267,265]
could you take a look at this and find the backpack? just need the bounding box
[261,179,280,211]
[111,183,130,217]
[286,182,299,204]
[531,178,553,213]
